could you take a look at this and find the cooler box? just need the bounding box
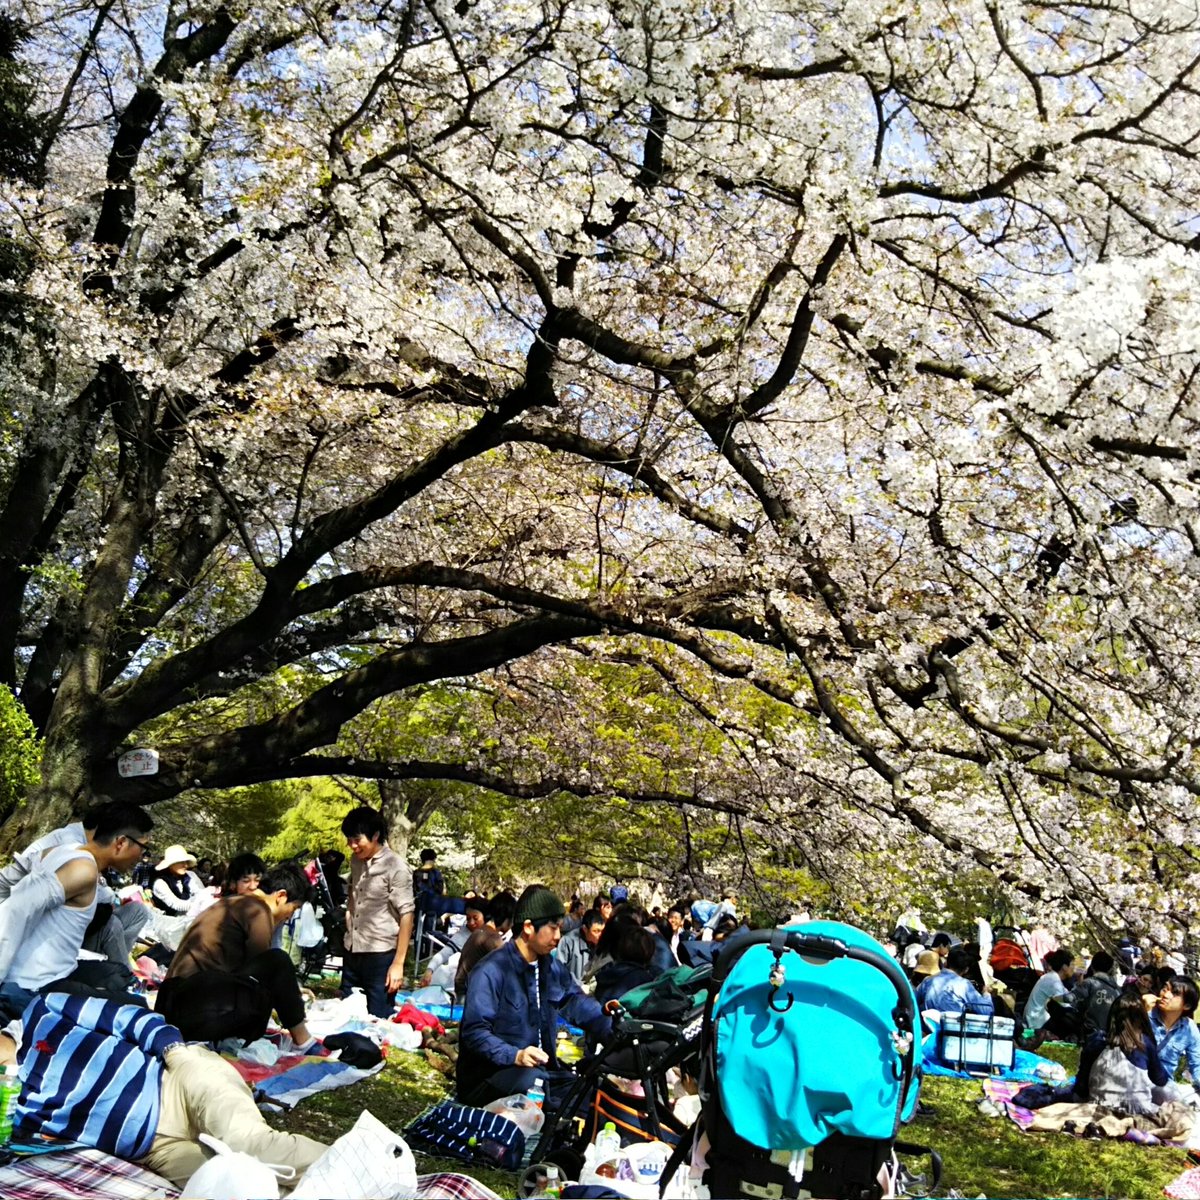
[938,1012,1015,1073]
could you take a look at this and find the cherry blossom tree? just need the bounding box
[2,0,1200,941]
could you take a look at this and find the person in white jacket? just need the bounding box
[151,845,206,913]
[0,805,151,1019]
[0,800,154,963]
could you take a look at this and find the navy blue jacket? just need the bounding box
[458,940,609,1086]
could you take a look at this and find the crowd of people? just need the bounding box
[891,921,1200,1135]
[0,796,1196,1184]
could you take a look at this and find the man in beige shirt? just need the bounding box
[340,806,414,1017]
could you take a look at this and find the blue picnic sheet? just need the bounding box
[921,1038,1065,1083]
[255,1058,384,1108]
[392,989,464,1023]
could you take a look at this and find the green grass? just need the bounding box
[270,1037,1193,1198]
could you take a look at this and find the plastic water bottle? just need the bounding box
[594,1120,621,1178]
[543,1164,561,1198]
[0,1064,20,1144]
[526,1076,545,1109]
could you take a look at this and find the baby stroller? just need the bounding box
[661,921,940,1200]
[988,924,1040,1026]
[535,963,712,1178]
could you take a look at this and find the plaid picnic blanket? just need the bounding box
[0,1147,176,1199]
[416,1172,504,1199]
[0,1147,503,1200]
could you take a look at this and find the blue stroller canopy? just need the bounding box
[712,920,919,1150]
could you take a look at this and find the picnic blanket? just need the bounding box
[254,1057,385,1109]
[392,988,463,1023]
[0,1147,503,1200]
[416,1172,505,1199]
[983,1078,1038,1129]
[921,1043,1062,1083]
[227,1050,309,1085]
[981,1074,1199,1144]
[0,1147,175,1199]
[1166,1165,1200,1198]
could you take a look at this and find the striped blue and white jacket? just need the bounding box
[16,993,183,1158]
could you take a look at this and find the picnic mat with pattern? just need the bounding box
[254,1057,385,1108]
[0,1146,504,1200]
[0,1147,176,1199]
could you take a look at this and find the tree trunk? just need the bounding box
[377,779,416,864]
[0,714,97,853]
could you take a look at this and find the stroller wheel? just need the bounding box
[546,1147,584,1182]
[517,1164,550,1197]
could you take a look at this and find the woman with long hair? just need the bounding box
[1077,991,1168,1116]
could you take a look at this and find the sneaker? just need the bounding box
[1083,1122,1104,1141]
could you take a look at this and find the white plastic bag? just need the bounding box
[237,1038,280,1066]
[303,990,370,1040]
[408,984,450,1006]
[391,1021,422,1051]
[295,903,324,948]
[290,1110,418,1200]
[183,1133,295,1199]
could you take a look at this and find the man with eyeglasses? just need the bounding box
[0,800,155,968]
[0,801,153,1020]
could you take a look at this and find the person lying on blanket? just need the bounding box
[0,992,327,1191]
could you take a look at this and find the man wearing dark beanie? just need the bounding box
[457,884,611,1109]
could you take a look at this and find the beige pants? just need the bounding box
[138,1044,328,1191]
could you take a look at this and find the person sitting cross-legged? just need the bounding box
[1150,975,1200,1105]
[0,801,155,977]
[1021,948,1079,1047]
[556,908,605,985]
[154,862,318,1050]
[456,885,612,1110]
[419,899,486,991]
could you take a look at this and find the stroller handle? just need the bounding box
[710,928,917,1033]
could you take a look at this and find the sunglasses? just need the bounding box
[126,835,152,854]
